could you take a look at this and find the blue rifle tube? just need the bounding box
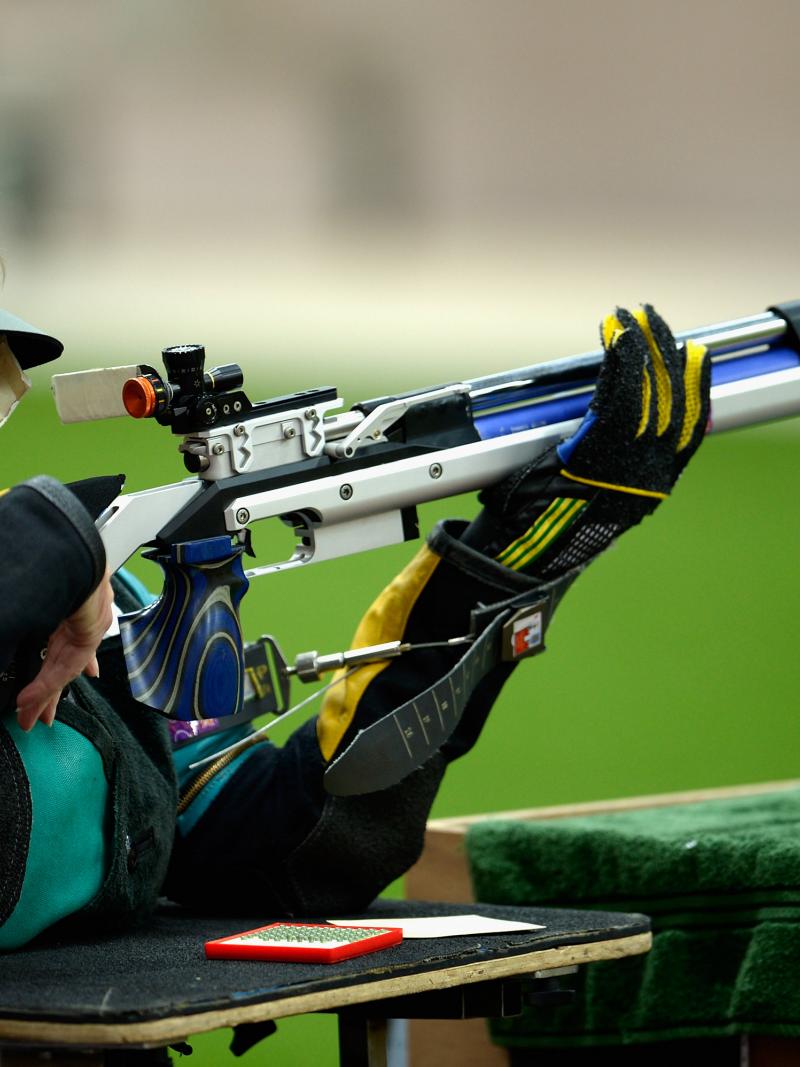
[469,308,800,440]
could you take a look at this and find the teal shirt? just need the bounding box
[0,716,107,949]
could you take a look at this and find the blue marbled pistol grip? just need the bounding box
[120,536,250,721]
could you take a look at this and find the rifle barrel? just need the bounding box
[467,310,788,401]
[468,309,800,439]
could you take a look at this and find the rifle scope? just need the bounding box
[123,345,244,428]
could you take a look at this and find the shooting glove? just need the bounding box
[463,303,710,572]
[319,305,711,774]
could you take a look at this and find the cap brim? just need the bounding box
[0,309,64,369]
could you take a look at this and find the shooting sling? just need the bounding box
[322,519,582,795]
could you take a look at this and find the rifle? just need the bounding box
[53,301,800,793]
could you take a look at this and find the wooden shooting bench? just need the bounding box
[0,899,650,1067]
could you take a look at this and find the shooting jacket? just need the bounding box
[0,476,176,938]
[0,476,105,679]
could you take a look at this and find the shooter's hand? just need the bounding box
[559,304,711,498]
[467,304,711,576]
[15,570,114,731]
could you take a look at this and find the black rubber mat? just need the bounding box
[0,899,649,1025]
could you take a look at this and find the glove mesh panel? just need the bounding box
[539,521,623,576]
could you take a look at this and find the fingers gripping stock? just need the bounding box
[558,305,710,500]
[119,536,249,721]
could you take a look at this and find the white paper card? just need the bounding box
[328,914,545,938]
[52,366,140,423]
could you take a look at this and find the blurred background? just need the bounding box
[2,2,799,1064]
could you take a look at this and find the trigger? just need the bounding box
[238,528,256,558]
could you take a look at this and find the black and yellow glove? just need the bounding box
[320,305,711,791]
[465,303,711,577]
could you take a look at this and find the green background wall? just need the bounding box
[7,363,799,1065]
